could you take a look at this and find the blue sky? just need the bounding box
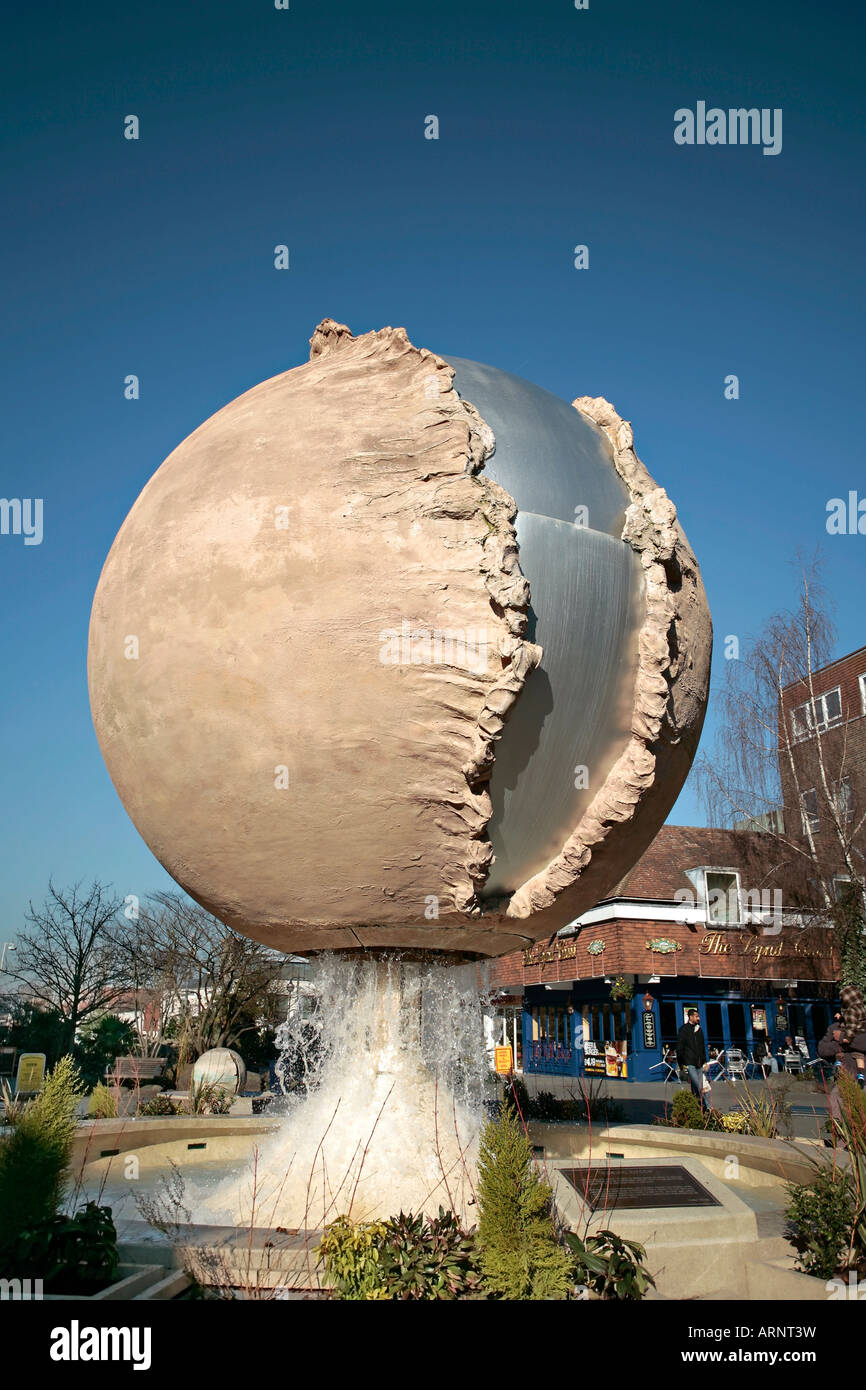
[1,0,864,935]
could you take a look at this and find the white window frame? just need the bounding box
[801,788,820,836]
[703,868,742,925]
[831,775,854,824]
[790,685,843,742]
[860,673,866,716]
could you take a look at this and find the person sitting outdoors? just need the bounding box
[753,1033,779,1074]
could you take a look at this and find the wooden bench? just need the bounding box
[105,1056,166,1086]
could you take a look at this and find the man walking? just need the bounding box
[676,1008,707,1106]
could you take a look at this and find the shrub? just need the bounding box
[835,1071,866,1152]
[785,1165,856,1279]
[566,1228,656,1299]
[609,976,633,1002]
[666,1082,790,1138]
[833,883,866,998]
[504,1078,625,1127]
[189,1080,233,1115]
[377,1208,482,1300]
[718,1109,751,1134]
[833,1072,866,1266]
[88,1082,119,1120]
[503,1075,530,1117]
[11,1201,119,1294]
[0,1055,83,1271]
[319,1215,390,1300]
[669,1089,705,1129]
[476,1106,573,1300]
[0,1080,26,1127]
[0,1002,68,1069]
[138,1093,184,1116]
[74,1015,137,1090]
[320,1208,482,1301]
[663,1090,733,1132]
[530,1090,582,1123]
[734,1081,790,1139]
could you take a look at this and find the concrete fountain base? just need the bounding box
[530,1122,831,1301]
[115,1221,328,1294]
[73,1113,837,1299]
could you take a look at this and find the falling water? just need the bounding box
[199,952,493,1230]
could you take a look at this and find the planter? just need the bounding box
[42,1263,189,1301]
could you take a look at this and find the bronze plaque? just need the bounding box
[561,1164,720,1210]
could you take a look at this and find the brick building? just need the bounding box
[489,825,838,1083]
[778,643,866,886]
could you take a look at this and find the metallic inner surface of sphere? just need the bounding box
[444,358,645,896]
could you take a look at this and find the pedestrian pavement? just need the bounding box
[516,1069,831,1141]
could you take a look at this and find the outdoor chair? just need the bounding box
[725,1047,748,1080]
[704,1050,729,1082]
[649,1056,678,1082]
[794,1046,827,1080]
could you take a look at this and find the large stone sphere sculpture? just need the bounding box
[88,320,712,957]
[192,1048,247,1097]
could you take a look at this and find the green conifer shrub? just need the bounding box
[475,1106,573,1300]
[88,1082,119,1119]
[0,1055,83,1269]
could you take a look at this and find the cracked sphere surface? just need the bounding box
[88,319,712,956]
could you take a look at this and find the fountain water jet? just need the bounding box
[198,952,492,1229]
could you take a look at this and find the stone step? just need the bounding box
[42,1264,170,1302]
[92,1265,169,1301]
[133,1269,191,1300]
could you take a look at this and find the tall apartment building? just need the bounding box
[778,642,866,890]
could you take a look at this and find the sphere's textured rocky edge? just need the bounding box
[88,319,712,957]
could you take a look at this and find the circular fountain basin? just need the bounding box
[73,1117,280,1226]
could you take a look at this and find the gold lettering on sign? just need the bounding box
[523,940,578,967]
[698,933,732,956]
[698,932,834,960]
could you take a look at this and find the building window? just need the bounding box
[831,776,854,824]
[660,1000,678,1048]
[529,1005,572,1045]
[801,788,820,836]
[582,1001,629,1042]
[860,672,866,716]
[791,686,843,741]
[704,869,741,924]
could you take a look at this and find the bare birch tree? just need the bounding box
[696,556,866,984]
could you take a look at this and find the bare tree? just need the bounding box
[118,892,283,1060]
[9,881,130,1052]
[696,556,866,973]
